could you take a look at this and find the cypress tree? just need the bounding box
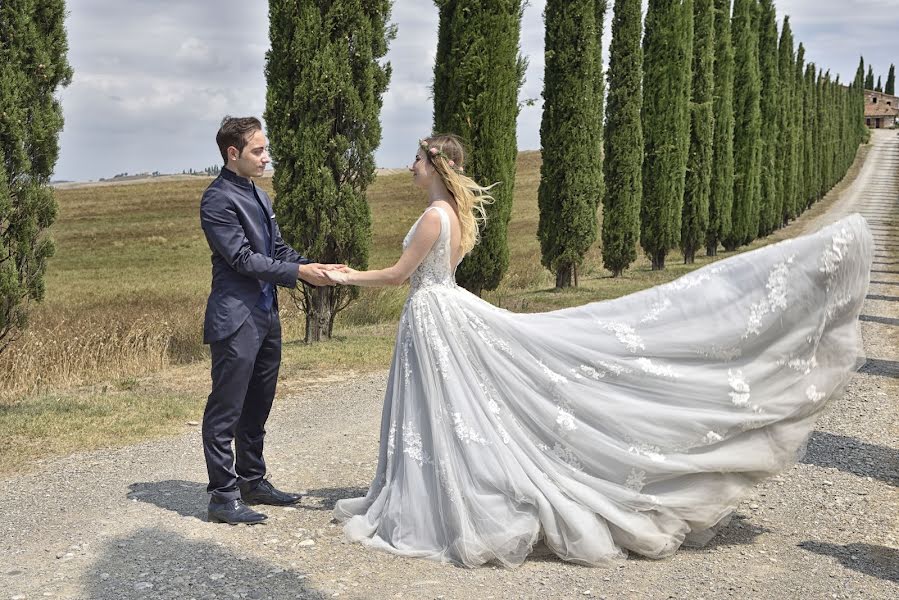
[724,0,761,250]
[776,16,796,225]
[865,64,874,89]
[601,0,643,277]
[681,0,714,264]
[640,0,693,270]
[854,57,868,140]
[802,63,817,206]
[827,72,839,189]
[0,0,72,352]
[853,56,868,140]
[886,64,895,95]
[707,0,734,257]
[814,68,825,200]
[265,0,393,341]
[795,45,808,207]
[790,42,805,218]
[537,0,605,289]
[875,75,882,92]
[756,0,778,236]
[434,0,526,296]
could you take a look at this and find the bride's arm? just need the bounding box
[328,210,442,287]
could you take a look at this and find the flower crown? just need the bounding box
[420,139,464,173]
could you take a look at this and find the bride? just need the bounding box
[324,133,873,567]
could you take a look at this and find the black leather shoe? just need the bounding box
[208,498,268,524]
[239,478,302,506]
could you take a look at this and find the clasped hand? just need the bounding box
[298,263,348,287]
[324,266,357,285]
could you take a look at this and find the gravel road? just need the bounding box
[2,131,897,599]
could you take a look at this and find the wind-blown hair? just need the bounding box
[421,134,495,255]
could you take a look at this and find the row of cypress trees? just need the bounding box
[591,0,869,279]
[866,63,896,94]
[266,0,871,337]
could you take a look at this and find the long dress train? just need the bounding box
[333,206,873,567]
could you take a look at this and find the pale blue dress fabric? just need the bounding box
[333,207,873,567]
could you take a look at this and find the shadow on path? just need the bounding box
[128,480,207,519]
[301,486,369,512]
[684,513,771,551]
[859,314,899,326]
[865,294,899,301]
[801,432,899,487]
[799,541,898,583]
[83,528,326,599]
[859,358,899,379]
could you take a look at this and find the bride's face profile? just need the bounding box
[410,148,433,189]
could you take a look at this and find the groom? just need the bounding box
[200,115,336,524]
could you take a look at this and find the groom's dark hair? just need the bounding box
[216,116,262,164]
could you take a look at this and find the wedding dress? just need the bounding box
[333,206,873,567]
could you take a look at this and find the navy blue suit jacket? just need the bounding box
[200,167,311,344]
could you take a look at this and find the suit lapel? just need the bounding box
[249,183,274,256]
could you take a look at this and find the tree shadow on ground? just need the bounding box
[682,513,771,551]
[859,314,899,326]
[82,527,327,599]
[865,293,899,300]
[301,486,369,511]
[799,541,899,583]
[858,358,899,379]
[800,432,899,486]
[128,480,207,519]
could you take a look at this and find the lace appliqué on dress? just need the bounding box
[402,422,432,466]
[805,385,826,403]
[595,321,645,353]
[627,443,667,463]
[625,468,647,491]
[743,255,794,339]
[636,357,682,379]
[452,413,490,445]
[640,298,672,323]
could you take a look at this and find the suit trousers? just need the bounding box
[202,304,281,502]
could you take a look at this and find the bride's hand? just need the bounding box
[325,267,356,285]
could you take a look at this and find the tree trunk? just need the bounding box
[555,263,573,289]
[651,250,666,270]
[683,249,695,264]
[305,286,333,343]
[468,285,483,298]
[706,243,718,257]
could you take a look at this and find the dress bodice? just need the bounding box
[404,206,457,292]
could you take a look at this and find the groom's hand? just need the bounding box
[298,263,336,286]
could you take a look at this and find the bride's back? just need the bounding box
[405,204,461,290]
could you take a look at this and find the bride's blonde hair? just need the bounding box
[420,134,495,255]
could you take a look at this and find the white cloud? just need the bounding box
[54,0,899,180]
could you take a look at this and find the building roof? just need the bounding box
[865,103,899,118]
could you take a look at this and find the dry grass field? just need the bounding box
[0,146,869,473]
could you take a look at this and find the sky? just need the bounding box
[54,0,899,182]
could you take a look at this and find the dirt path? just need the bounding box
[3,131,897,599]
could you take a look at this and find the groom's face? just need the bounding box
[230,129,270,179]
